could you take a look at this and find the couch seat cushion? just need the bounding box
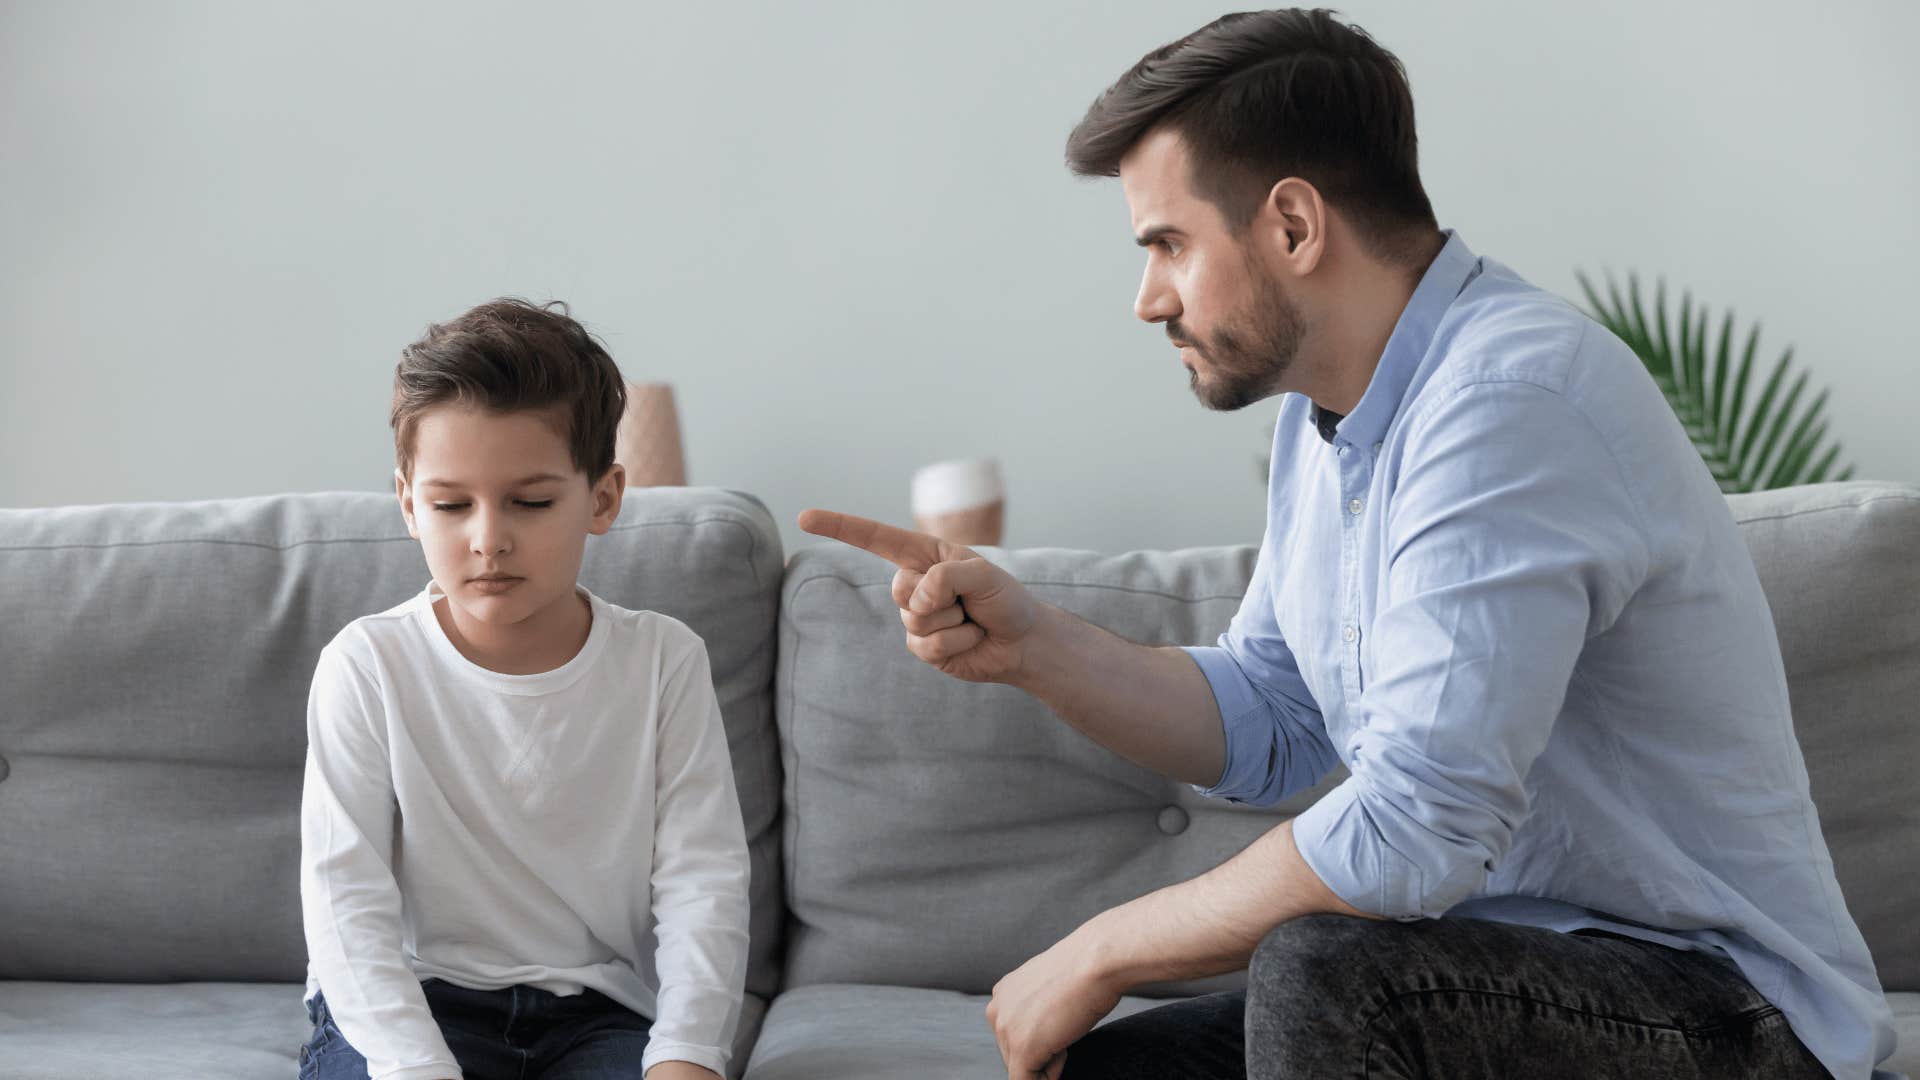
[0,981,767,1079]
[0,981,306,1079]
[743,983,1174,1079]
[742,987,1919,1079]
[1892,991,1919,1078]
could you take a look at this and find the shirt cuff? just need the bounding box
[1290,775,1421,921]
[640,1039,728,1077]
[1180,644,1272,801]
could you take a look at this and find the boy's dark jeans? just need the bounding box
[1063,914,1829,1079]
[300,978,653,1080]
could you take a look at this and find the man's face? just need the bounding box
[1119,128,1305,411]
[397,405,616,631]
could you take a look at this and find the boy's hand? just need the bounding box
[643,1061,723,1080]
[797,510,1044,685]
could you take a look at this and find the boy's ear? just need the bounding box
[395,468,421,539]
[588,463,626,536]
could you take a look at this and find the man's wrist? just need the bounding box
[1071,906,1139,996]
[1006,601,1070,694]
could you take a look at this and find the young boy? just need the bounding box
[299,299,750,1080]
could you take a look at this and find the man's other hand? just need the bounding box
[986,927,1123,1080]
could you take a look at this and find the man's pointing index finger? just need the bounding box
[796,509,944,572]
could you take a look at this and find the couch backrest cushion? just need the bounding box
[0,487,786,994]
[776,542,1345,998]
[775,481,1919,995]
[1731,482,1920,990]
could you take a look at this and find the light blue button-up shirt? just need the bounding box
[1185,231,1898,1078]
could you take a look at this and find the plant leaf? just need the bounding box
[1723,326,1758,460]
[1744,370,1808,490]
[1710,311,1734,453]
[1577,271,1851,491]
[1733,348,1792,488]
[1805,443,1842,485]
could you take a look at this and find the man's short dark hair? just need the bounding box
[1066,9,1438,264]
[390,298,627,482]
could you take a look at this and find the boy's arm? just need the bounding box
[641,637,752,1079]
[301,644,462,1080]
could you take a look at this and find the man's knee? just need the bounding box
[1250,913,1380,1004]
[1246,915,1392,1074]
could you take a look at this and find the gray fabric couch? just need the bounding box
[0,482,1913,1078]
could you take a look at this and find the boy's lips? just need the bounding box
[469,574,523,594]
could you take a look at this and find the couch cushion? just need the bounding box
[0,982,307,1080]
[1892,991,1920,1078]
[775,481,1918,998]
[1729,482,1920,992]
[776,542,1344,998]
[742,983,1167,1080]
[0,488,786,997]
[741,987,1920,1079]
[0,982,768,1080]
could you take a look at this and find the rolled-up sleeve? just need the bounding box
[1292,378,1651,919]
[1182,525,1339,806]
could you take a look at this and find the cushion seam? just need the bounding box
[1732,493,1920,526]
[782,572,1246,608]
[0,513,763,557]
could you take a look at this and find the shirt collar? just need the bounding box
[1316,229,1481,448]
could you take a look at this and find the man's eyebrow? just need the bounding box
[419,473,569,489]
[1135,225,1181,248]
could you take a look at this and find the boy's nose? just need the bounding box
[470,513,512,556]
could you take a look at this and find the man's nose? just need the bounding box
[1134,264,1179,324]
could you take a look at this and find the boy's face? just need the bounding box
[396,404,624,631]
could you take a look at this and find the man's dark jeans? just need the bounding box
[299,978,653,1080]
[1062,914,1828,1079]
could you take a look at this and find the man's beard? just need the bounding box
[1170,267,1304,412]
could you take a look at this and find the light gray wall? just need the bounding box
[5,0,1915,555]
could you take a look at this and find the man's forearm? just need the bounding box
[1008,603,1226,787]
[1080,818,1375,990]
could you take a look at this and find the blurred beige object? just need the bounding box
[615,381,687,487]
[912,458,1005,546]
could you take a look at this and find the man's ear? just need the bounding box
[395,467,421,539]
[588,463,626,537]
[1261,177,1327,277]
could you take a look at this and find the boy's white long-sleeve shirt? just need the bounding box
[299,584,751,1080]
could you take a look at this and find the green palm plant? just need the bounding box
[1577,272,1852,492]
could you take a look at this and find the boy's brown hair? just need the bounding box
[391,299,628,482]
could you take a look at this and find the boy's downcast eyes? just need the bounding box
[429,500,556,512]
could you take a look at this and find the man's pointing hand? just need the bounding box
[797,509,1043,685]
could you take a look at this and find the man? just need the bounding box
[800,9,1897,1079]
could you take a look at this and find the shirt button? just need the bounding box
[1337,446,1348,456]
[1348,498,1365,515]
[1156,806,1190,836]
[1342,624,1358,643]
[1373,442,1383,455]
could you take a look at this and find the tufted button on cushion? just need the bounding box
[1155,806,1189,836]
